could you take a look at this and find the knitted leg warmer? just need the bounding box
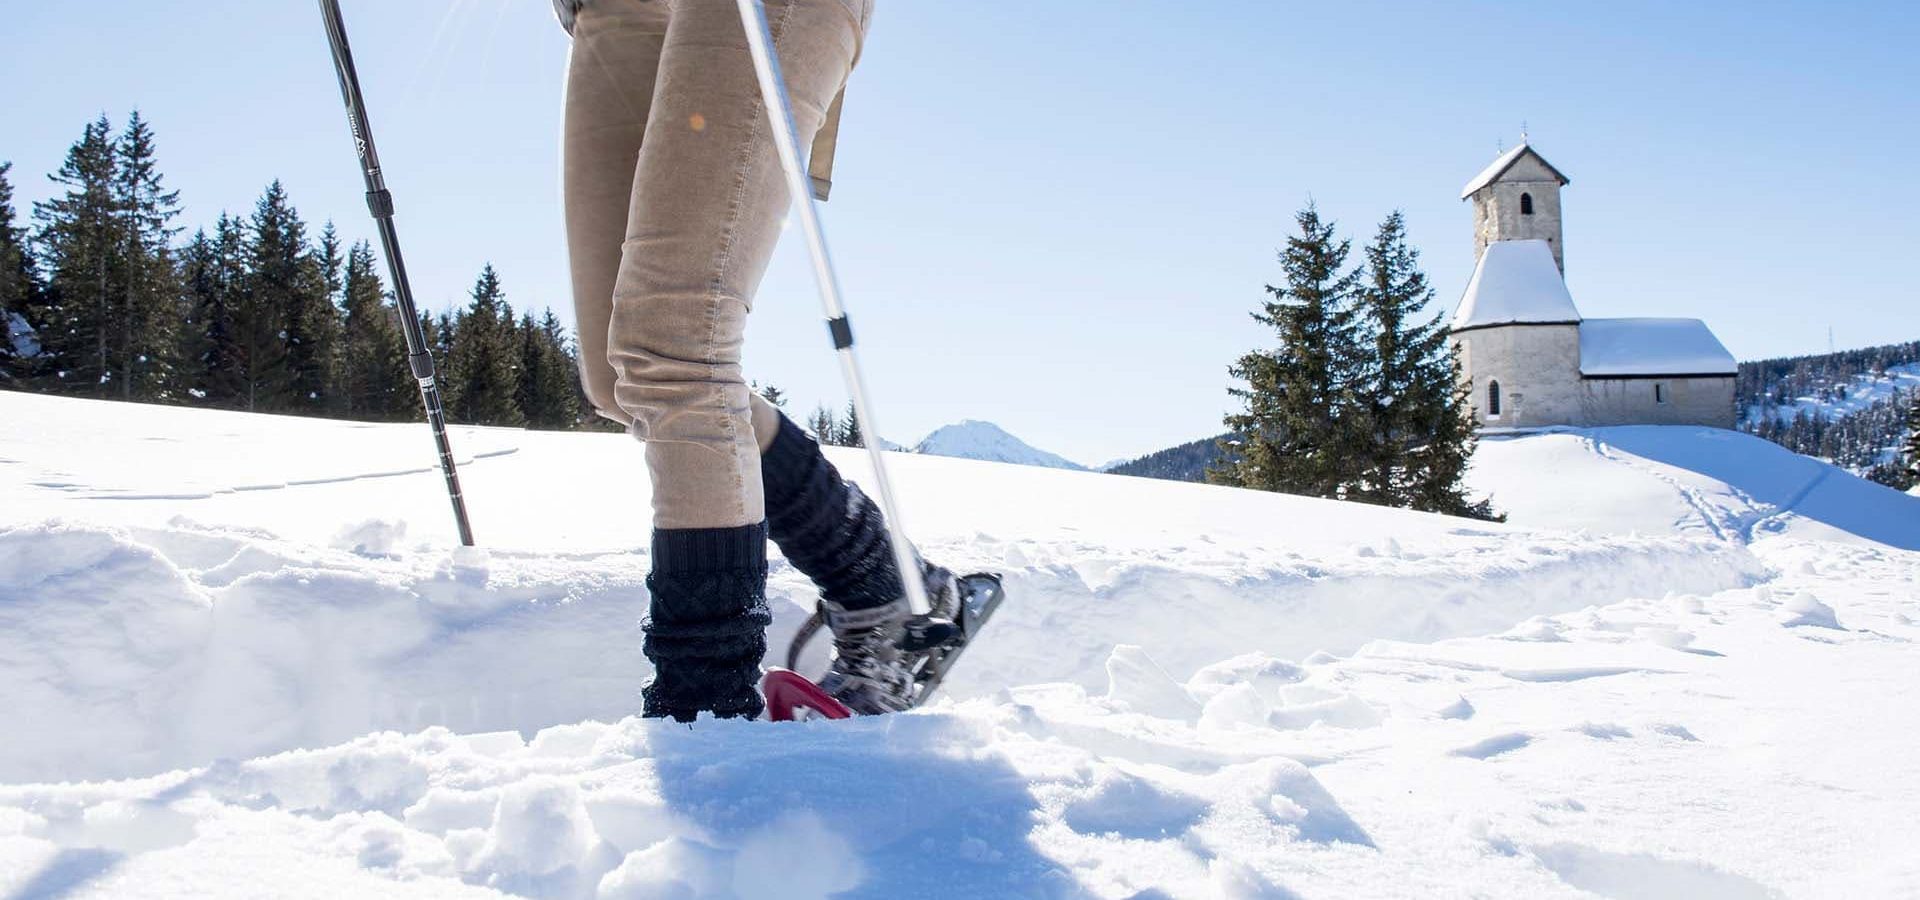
[641,522,772,722]
[760,413,904,611]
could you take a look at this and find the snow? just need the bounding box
[1460,143,1562,198]
[1470,426,1920,550]
[3,391,1920,898]
[1449,239,1581,331]
[5,311,38,359]
[913,419,1086,470]
[1744,361,1920,426]
[1578,318,1737,377]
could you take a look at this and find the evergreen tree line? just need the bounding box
[1208,206,1499,521]
[1735,340,1920,415]
[1734,340,1920,490]
[805,400,867,448]
[1748,387,1918,490]
[2,112,588,431]
[1107,433,1235,482]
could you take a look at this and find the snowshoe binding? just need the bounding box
[763,570,1005,721]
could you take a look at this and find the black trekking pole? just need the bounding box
[318,0,475,546]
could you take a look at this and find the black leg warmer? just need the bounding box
[761,413,905,612]
[641,522,772,722]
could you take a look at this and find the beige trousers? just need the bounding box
[564,0,870,529]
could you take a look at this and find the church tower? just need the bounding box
[1461,142,1570,272]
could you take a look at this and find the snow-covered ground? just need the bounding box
[2,392,1917,898]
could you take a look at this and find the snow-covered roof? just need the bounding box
[1450,240,1581,331]
[1460,143,1570,199]
[1579,318,1737,377]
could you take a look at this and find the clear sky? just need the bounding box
[5,1,1917,465]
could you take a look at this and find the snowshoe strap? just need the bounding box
[819,595,909,632]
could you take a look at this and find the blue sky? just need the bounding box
[4,1,1916,465]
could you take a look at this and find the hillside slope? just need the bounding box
[1,392,1916,898]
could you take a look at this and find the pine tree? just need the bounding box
[1209,204,1367,498]
[0,162,42,384]
[516,308,580,429]
[181,214,251,406]
[111,111,184,402]
[1357,211,1497,518]
[231,182,303,410]
[244,183,336,413]
[753,381,786,409]
[338,240,412,419]
[313,221,348,412]
[840,400,863,448]
[1406,351,1502,519]
[445,264,524,426]
[31,115,122,394]
[807,403,840,445]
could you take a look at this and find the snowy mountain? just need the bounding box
[2,391,1918,897]
[912,419,1087,470]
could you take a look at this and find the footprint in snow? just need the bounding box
[1573,722,1631,740]
[1651,723,1700,742]
[1451,732,1533,759]
[1531,843,1784,899]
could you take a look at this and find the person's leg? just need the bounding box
[753,394,901,609]
[564,0,672,428]
[609,0,867,720]
[752,391,963,714]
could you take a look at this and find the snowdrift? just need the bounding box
[2,393,1769,783]
[1471,426,1920,550]
[3,392,1918,898]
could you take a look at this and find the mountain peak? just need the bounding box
[914,420,1086,471]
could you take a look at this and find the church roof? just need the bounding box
[1579,318,1738,377]
[1450,239,1581,331]
[1460,143,1571,199]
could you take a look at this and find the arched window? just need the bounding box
[1520,192,1535,215]
[1488,380,1502,417]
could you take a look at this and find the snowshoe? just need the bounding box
[763,572,1005,721]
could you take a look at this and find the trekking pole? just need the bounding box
[318,0,476,547]
[735,0,930,616]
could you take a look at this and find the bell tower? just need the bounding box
[1462,142,1570,272]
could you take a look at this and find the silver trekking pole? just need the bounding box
[319,0,476,546]
[735,0,930,616]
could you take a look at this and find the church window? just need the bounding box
[1488,380,1502,417]
[1520,192,1535,215]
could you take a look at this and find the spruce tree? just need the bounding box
[31,115,122,394]
[1209,204,1366,498]
[841,400,863,448]
[232,182,302,410]
[515,308,580,429]
[1357,211,1496,518]
[445,264,524,426]
[753,382,786,409]
[807,403,840,445]
[111,111,184,402]
[313,222,347,412]
[338,240,411,419]
[1406,351,1502,520]
[243,183,336,413]
[182,214,251,407]
[0,162,42,384]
